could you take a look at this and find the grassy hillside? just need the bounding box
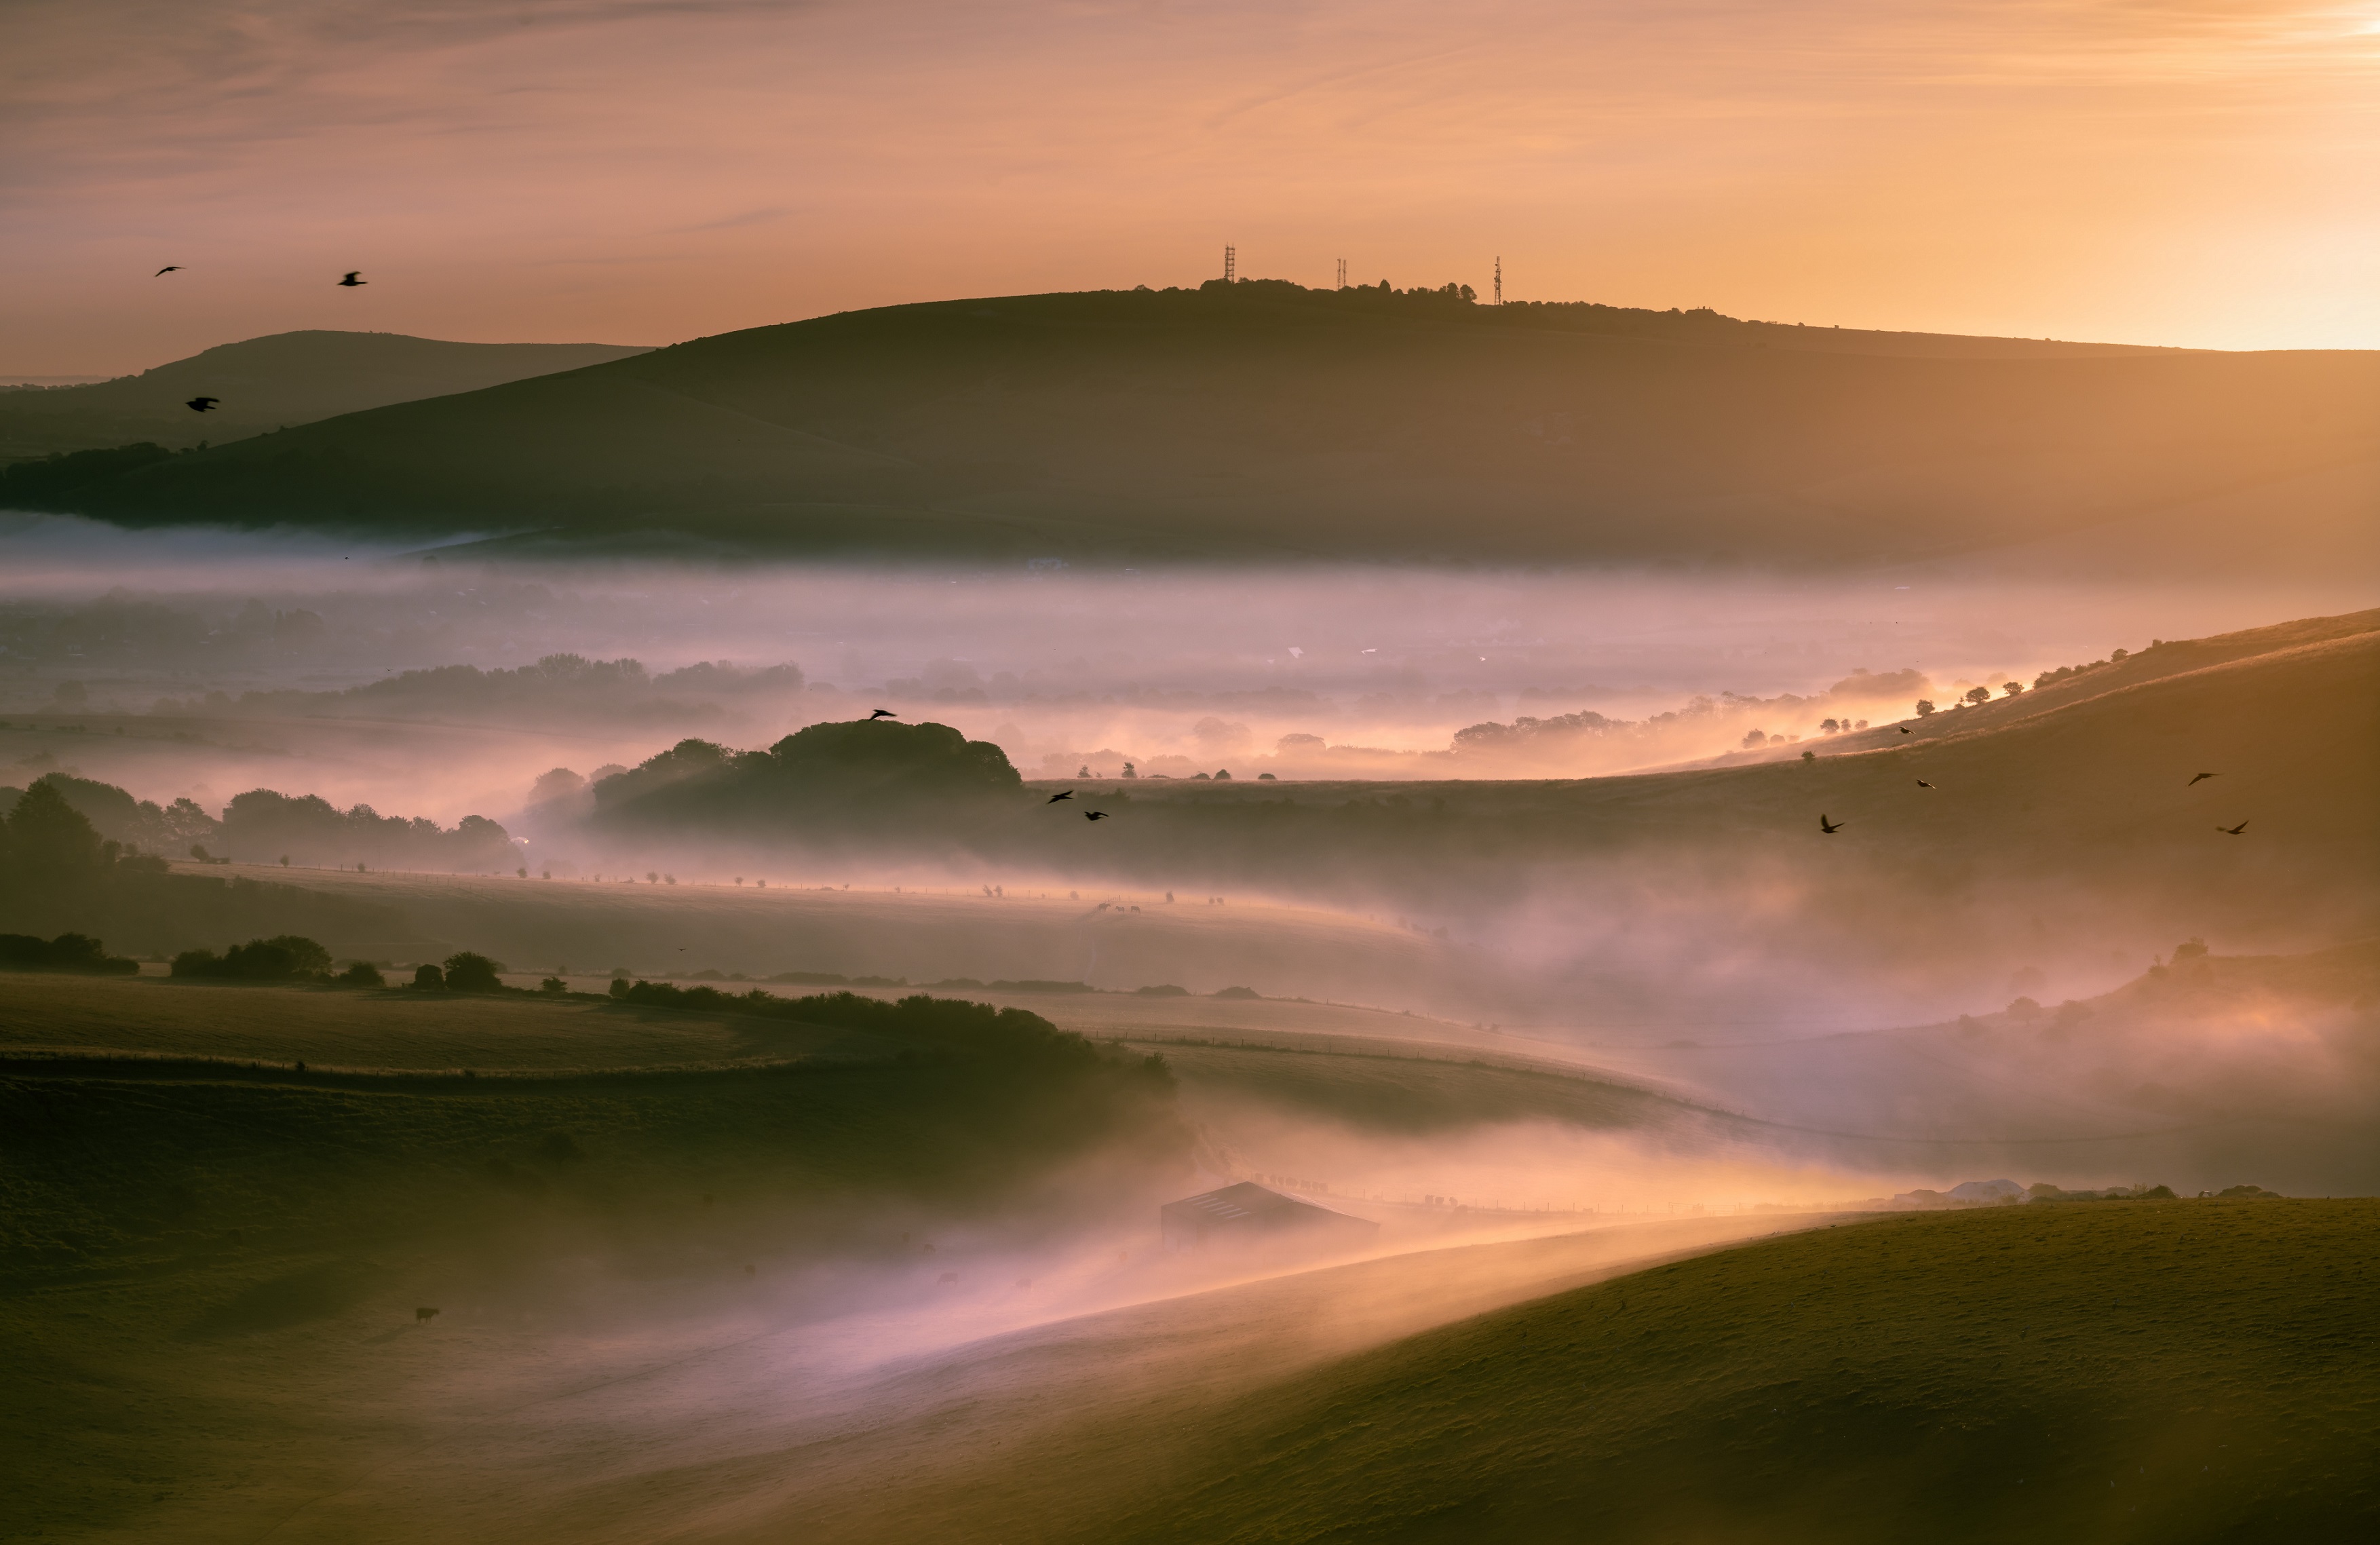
[0,331,650,464]
[0,970,897,1071]
[21,284,2375,569]
[0,983,1184,1540]
[1091,1200,2380,1544]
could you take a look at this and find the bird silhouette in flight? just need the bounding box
[2216,820,2249,835]
[1915,779,1936,789]
[154,265,180,276]
[868,708,897,720]
[1047,790,1073,803]
[1818,814,1844,834]
[1083,810,1111,822]
[1897,725,1912,734]
[337,271,366,286]
[2188,772,2219,786]
[185,396,219,413]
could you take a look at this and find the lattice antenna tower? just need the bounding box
[1494,256,1503,305]
[1337,257,1347,289]
[1224,244,1235,283]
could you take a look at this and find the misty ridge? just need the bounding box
[5,283,2371,579]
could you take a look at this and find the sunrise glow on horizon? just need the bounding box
[7,0,2377,375]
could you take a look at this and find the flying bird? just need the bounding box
[337,271,366,286]
[185,396,219,413]
[1915,779,1935,789]
[868,708,897,720]
[1897,725,1912,734]
[1047,790,1073,803]
[1083,811,1111,822]
[2188,772,2219,786]
[154,265,180,276]
[2217,820,2249,835]
[1818,814,1844,835]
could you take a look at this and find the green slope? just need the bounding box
[0,330,650,462]
[23,284,2377,568]
[1100,1200,2380,1543]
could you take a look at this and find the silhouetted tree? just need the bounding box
[6,780,103,878]
[442,951,505,992]
[1963,686,1992,706]
[0,931,137,973]
[171,934,331,980]
[1915,700,1936,716]
[412,962,445,989]
[335,961,387,988]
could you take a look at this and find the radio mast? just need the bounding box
[1224,244,1235,283]
[1494,256,1503,305]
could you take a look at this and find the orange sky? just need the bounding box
[5,1,2377,373]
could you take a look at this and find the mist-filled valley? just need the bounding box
[5,244,2378,1545]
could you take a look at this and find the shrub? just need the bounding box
[335,961,387,989]
[412,963,445,989]
[442,952,506,993]
[0,932,138,974]
[539,976,567,995]
[171,935,332,980]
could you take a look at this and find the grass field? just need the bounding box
[1085,1199,2380,1544]
[0,970,888,1072]
[0,973,1188,1542]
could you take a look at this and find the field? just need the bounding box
[1089,1200,2380,1544]
[1,964,2373,1542]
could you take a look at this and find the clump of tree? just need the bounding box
[171,934,332,980]
[0,931,138,974]
[218,789,516,872]
[590,719,1023,834]
[2031,647,2132,691]
[604,980,1170,1081]
[0,780,168,892]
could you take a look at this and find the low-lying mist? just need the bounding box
[3,514,2366,820]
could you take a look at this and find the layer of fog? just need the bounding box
[4,514,2370,825]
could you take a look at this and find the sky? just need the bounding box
[5,0,2377,375]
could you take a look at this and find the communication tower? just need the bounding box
[1494,256,1503,305]
[1337,257,1347,289]
[1224,244,1235,283]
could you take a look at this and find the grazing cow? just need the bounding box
[938,1272,959,1285]
[415,1307,440,1324]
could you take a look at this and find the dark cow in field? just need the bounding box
[415,1307,440,1324]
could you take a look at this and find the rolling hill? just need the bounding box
[1066,1200,2380,1544]
[0,330,650,463]
[14,284,2375,570]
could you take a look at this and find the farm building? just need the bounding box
[1160,1181,1379,1253]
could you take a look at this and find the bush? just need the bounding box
[171,934,332,980]
[412,963,445,989]
[442,952,506,993]
[1212,985,1261,999]
[539,976,567,995]
[335,961,386,989]
[0,931,139,974]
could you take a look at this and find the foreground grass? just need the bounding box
[1105,1200,2377,1544]
[0,1002,1183,1541]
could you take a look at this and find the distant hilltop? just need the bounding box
[3,282,2371,575]
[0,330,652,463]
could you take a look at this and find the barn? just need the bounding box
[1159,1181,1379,1253]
